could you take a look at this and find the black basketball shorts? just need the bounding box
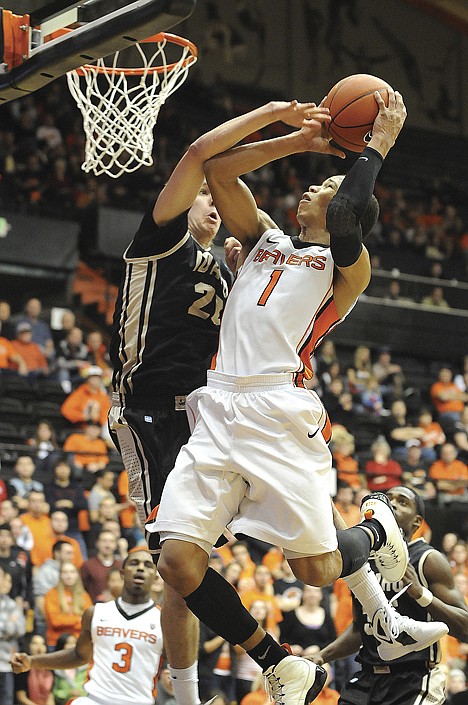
[338,665,446,705]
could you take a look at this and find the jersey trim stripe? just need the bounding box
[115,263,133,391]
[124,231,191,262]
[123,261,157,393]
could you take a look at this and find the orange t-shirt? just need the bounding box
[429,459,468,495]
[117,470,136,530]
[61,383,111,427]
[332,579,353,635]
[63,433,109,466]
[19,513,52,566]
[314,687,340,705]
[420,422,445,448]
[11,340,48,371]
[333,453,361,489]
[240,589,283,631]
[0,336,17,368]
[334,502,361,528]
[430,382,464,414]
[44,586,93,646]
[262,547,284,577]
[39,533,83,569]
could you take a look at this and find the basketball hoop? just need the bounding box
[66,32,197,178]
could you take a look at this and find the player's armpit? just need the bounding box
[333,247,371,318]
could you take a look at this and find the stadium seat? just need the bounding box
[0,422,24,444]
[2,375,38,402]
[0,398,32,426]
[36,379,68,405]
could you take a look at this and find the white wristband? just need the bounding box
[415,587,433,607]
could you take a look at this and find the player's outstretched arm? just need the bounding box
[403,554,468,642]
[10,607,94,673]
[153,100,321,226]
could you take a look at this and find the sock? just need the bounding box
[336,527,372,577]
[360,517,386,550]
[344,562,394,621]
[247,634,289,671]
[185,568,258,645]
[168,663,200,705]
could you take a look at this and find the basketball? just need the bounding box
[323,74,393,152]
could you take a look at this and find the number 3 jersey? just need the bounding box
[213,228,346,383]
[86,599,163,705]
[110,205,231,406]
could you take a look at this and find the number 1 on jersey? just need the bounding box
[257,270,283,306]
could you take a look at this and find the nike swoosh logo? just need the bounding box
[265,235,278,244]
[258,645,271,660]
[308,428,319,439]
[358,156,369,161]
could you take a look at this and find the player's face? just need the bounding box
[386,488,418,536]
[296,176,343,231]
[123,551,156,596]
[188,184,221,242]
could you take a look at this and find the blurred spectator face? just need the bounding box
[60,562,80,587]
[442,532,458,556]
[407,444,422,462]
[57,543,75,564]
[101,520,121,539]
[231,543,251,567]
[0,527,13,553]
[250,599,269,623]
[335,486,354,506]
[28,491,46,516]
[447,669,466,694]
[329,379,344,396]
[418,411,433,427]
[68,327,83,346]
[61,311,75,331]
[451,542,467,568]
[87,331,103,351]
[208,552,224,574]
[441,444,457,464]
[389,281,400,297]
[97,531,117,559]
[37,422,54,441]
[0,301,11,321]
[0,570,12,595]
[439,367,452,383]
[9,517,25,543]
[391,400,407,418]
[54,462,71,483]
[99,498,118,521]
[106,569,124,598]
[432,287,444,303]
[0,500,17,523]
[339,392,353,410]
[15,455,35,480]
[99,471,115,491]
[51,511,68,534]
[224,561,242,585]
[320,340,335,359]
[29,634,47,655]
[254,565,272,589]
[87,374,103,391]
[25,298,41,319]
[302,584,323,606]
[85,423,102,440]
[454,572,467,599]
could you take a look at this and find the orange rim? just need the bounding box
[49,31,198,76]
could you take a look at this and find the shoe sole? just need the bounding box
[304,664,327,704]
[379,624,449,661]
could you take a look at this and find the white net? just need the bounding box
[67,35,197,178]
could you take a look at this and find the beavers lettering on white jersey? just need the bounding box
[212,228,353,385]
[86,599,163,705]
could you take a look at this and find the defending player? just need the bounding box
[153,91,448,705]
[107,99,328,705]
[10,548,163,705]
[312,486,468,705]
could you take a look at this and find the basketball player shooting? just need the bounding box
[153,90,448,705]
[10,548,162,705]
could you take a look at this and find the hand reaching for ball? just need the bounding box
[370,89,407,157]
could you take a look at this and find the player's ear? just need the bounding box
[412,514,422,533]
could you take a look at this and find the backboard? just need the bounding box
[0,0,196,103]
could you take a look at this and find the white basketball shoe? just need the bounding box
[263,656,327,705]
[360,491,409,582]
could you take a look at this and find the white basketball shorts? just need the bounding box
[153,371,338,557]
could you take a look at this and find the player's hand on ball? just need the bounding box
[299,122,346,159]
[372,89,407,149]
[273,100,331,129]
[9,653,31,673]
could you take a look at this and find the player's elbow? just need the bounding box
[204,154,227,184]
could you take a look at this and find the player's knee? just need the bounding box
[158,539,207,597]
[288,550,341,587]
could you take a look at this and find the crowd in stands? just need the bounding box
[0,289,467,705]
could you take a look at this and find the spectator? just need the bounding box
[86,469,116,524]
[383,399,424,461]
[442,532,460,560]
[421,285,450,308]
[315,340,338,381]
[33,540,75,639]
[15,299,54,361]
[51,633,87,705]
[0,501,17,526]
[198,621,225,703]
[116,469,141,548]
[331,391,359,436]
[95,567,124,603]
[26,421,60,483]
[399,440,430,492]
[0,567,26,705]
[39,511,84,569]
[60,366,110,429]
[0,524,31,607]
[453,405,468,461]
[383,279,414,304]
[52,310,76,353]
[273,557,304,614]
[0,335,28,376]
[322,378,345,419]
[0,301,15,340]
[331,432,361,490]
[364,437,403,491]
[360,374,385,416]
[235,601,273,704]
[279,585,336,657]
[372,346,404,402]
[445,668,467,705]
[15,491,52,568]
[56,327,89,392]
[333,483,360,528]
[417,408,446,463]
[431,367,468,426]
[80,530,122,602]
[11,323,49,378]
[44,561,92,648]
[63,421,109,478]
[85,331,112,386]
[449,542,468,579]
[44,459,88,555]
[345,345,372,396]
[429,443,468,502]
[13,634,54,705]
[239,565,282,635]
[9,517,34,553]
[7,456,43,512]
[454,356,468,393]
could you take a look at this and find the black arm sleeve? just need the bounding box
[326,146,383,267]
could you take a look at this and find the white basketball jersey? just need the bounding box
[86,600,163,705]
[213,229,346,383]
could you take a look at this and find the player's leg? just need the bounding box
[162,584,200,704]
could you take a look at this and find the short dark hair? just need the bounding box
[0,523,12,534]
[52,539,71,555]
[406,487,426,519]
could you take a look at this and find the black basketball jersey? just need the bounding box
[110,206,231,407]
[354,539,441,666]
